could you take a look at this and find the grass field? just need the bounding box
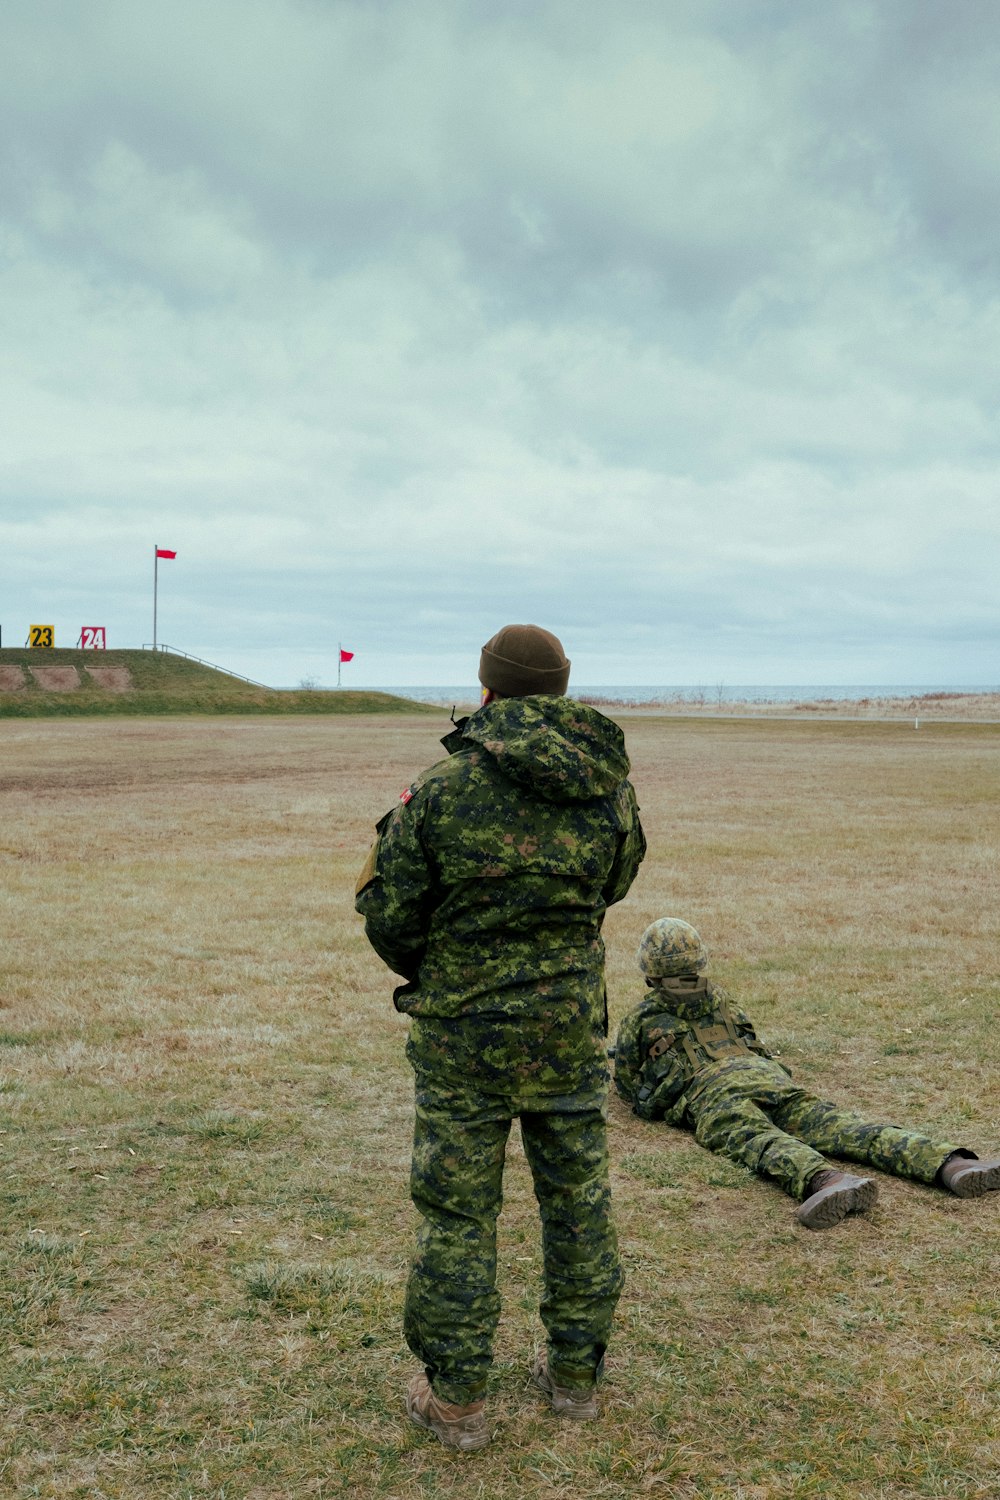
[1,713,998,1498]
[0,649,431,717]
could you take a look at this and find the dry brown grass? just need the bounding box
[84,668,135,694]
[589,690,1000,722]
[28,666,83,692]
[1,713,998,1497]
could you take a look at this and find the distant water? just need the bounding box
[376,683,995,706]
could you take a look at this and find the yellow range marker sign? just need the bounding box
[29,625,55,648]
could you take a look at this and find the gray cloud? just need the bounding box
[1,0,997,686]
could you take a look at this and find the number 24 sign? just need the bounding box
[80,627,106,650]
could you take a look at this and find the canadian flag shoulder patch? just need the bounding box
[399,786,414,805]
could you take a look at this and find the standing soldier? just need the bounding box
[614,917,1000,1228]
[356,624,645,1451]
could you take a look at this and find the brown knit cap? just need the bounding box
[479,623,570,697]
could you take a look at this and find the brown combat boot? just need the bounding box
[531,1352,599,1420]
[796,1168,878,1229]
[938,1152,1000,1198]
[405,1373,490,1451]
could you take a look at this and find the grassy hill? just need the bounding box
[0,647,432,717]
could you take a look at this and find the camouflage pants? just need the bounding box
[687,1057,961,1201]
[405,1060,623,1405]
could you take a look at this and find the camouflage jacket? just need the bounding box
[355,695,646,1029]
[613,977,780,1122]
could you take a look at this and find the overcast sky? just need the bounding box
[1,0,998,687]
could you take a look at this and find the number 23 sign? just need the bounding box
[29,625,55,648]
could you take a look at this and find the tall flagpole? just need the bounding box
[153,545,159,650]
[337,642,342,689]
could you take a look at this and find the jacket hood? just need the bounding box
[445,695,631,802]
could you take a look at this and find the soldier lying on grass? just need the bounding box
[614,918,1000,1229]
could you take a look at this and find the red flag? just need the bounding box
[156,548,176,559]
[339,648,354,662]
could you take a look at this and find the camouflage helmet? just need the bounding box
[637,918,707,977]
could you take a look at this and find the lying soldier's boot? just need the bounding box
[531,1352,599,1420]
[796,1169,878,1229]
[938,1152,1000,1198]
[406,1372,490,1451]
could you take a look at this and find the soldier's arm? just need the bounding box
[615,1007,693,1122]
[602,783,647,906]
[355,795,437,980]
[612,1007,644,1104]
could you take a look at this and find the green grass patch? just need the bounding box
[0,647,433,716]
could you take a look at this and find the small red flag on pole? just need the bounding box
[337,644,354,687]
[153,546,177,649]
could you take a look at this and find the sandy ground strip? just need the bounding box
[84,667,134,693]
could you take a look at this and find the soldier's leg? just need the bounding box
[404,1074,512,1405]
[771,1091,961,1186]
[691,1081,829,1200]
[520,1095,624,1390]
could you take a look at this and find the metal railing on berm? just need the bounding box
[141,643,274,692]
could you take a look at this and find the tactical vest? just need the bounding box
[646,978,755,1074]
